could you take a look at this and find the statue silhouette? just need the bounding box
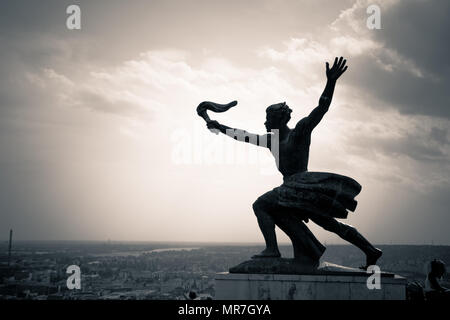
[198,57,382,270]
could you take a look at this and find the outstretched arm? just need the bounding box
[301,57,348,131]
[207,120,271,149]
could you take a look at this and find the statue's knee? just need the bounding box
[252,198,268,216]
[252,199,263,214]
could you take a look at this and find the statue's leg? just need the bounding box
[272,208,325,264]
[253,191,326,262]
[309,214,382,268]
[252,190,281,258]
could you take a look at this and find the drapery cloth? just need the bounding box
[273,172,362,219]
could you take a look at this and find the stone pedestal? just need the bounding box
[215,262,407,300]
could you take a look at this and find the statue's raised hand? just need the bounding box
[326,57,348,81]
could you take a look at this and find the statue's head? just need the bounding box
[430,259,446,278]
[265,102,292,132]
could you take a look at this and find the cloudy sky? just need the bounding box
[1,0,449,245]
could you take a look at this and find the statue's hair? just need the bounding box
[266,102,292,122]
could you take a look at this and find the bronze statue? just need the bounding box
[197,57,382,270]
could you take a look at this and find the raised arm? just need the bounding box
[207,120,271,149]
[301,57,348,131]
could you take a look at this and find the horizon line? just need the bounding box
[2,239,449,246]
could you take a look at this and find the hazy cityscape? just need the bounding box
[1,239,449,300]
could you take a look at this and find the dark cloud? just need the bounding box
[345,127,449,165]
[430,127,449,145]
[344,55,450,118]
[378,0,450,77]
[343,0,450,119]
[0,0,70,34]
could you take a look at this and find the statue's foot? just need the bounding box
[360,248,383,270]
[251,248,281,259]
